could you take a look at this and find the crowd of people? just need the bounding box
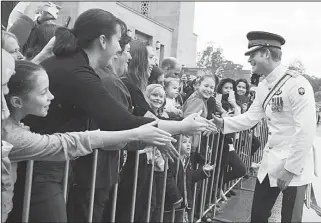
[2,2,319,223]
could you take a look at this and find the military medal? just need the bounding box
[271,97,284,112]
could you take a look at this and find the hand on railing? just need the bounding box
[203,164,214,172]
[181,112,217,136]
[136,120,177,146]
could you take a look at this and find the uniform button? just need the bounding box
[268,118,271,121]
[268,132,271,135]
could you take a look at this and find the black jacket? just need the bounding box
[23,50,154,190]
[165,157,209,211]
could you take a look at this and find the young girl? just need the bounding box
[1,60,176,222]
[182,75,216,152]
[164,78,183,120]
[145,84,168,119]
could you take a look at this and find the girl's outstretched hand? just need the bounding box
[181,111,217,136]
[136,120,177,146]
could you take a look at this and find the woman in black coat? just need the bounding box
[21,9,214,223]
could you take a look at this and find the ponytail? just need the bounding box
[53,9,121,57]
[53,27,78,56]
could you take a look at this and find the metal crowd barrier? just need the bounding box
[21,119,269,222]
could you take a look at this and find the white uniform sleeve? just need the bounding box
[223,90,265,134]
[284,78,316,175]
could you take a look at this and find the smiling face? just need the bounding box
[236,81,247,96]
[115,43,132,76]
[21,70,54,117]
[147,87,166,112]
[247,49,270,76]
[100,24,122,68]
[146,46,155,77]
[198,77,215,99]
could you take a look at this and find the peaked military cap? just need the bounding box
[245,31,285,56]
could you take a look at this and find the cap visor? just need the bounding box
[245,46,264,56]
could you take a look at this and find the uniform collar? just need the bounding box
[265,64,287,83]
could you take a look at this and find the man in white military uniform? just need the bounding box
[213,31,316,222]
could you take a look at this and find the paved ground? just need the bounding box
[214,125,321,222]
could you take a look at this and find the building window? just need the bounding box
[140,1,150,16]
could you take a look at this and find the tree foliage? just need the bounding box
[288,59,321,94]
[197,42,243,73]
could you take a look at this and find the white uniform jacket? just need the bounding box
[223,64,316,187]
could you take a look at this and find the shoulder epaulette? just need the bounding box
[285,69,300,78]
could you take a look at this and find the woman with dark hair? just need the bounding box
[215,78,246,197]
[235,78,261,160]
[22,9,214,222]
[148,65,165,86]
[235,78,250,113]
[22,23,57,60]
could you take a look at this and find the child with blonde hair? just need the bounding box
[164,78,183,120]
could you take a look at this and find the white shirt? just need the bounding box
[223,64,316,187]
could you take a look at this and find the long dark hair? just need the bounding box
[148,66,164,85]
[53,9,121,56]
[23,23,57,59]
[216,78,237,95]
[123,40,150,91]
[235,78,250,96]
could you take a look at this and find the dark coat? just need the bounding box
[115,77,156,223]
[165,157,209,211]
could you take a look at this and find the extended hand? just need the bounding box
[277,168,294,191]
[182,112,217,135]
[137,120,177,146]
[157,142,180,163]
[203,164,214,172]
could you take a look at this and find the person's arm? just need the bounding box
[191,167,210,183]
[283,78,316,175]
[8,14,35,47]
[182,96,204,118]
[31,37,55,64]
[221,88,265,134]
[7,121,174,162]
[62,70,154,131]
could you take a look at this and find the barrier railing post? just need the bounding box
[199,136,210,216]
[203,134,215,212]
[130,151,140,223]
[22,160,34,222]
[63,161,70,202]
[146,149,156,222]
[208,133,220,206]
[88,150,98,222]
[159,158,168,223]
[171,135,182,223]
[190,133,203,223]
[110,150,121,222]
